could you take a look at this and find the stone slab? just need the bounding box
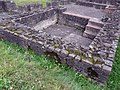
[63,4,106,19]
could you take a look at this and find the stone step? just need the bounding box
[84,29,98,37]
[89,18,104,28]
[83,18,103,39]
[86,24,102,32]
[83,32,96,39]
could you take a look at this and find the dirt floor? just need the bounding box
[35,24,92,48]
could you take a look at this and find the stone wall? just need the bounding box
[76,1,107,9]
[0,0,43,13]
[14,8,57,27]
[4,0,17,12]
[76,0,119,9]
[0,1,6,12]
[88,9,120,84]
[58,12,89,30]
[0,17,112,84]
[48,0,71,6]
[10,7,67,28]
[17,4,43,13]
[77,0,117,5]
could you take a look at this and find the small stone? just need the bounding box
[103,43,111,47]
[103,65,112,72]
[44,44,50,49]
[61,49,69,55]
[108,53,115,58]
[75,55,81,61]
[48,46,54,52]
[104,60,113,67]
[38,41,44,45]
[54,48,61,53]
[68,53,76,59]
[107,57,114,62]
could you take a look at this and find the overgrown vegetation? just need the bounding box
[13,0,49,7]
[0,39,120,90]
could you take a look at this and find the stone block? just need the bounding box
[67,53,76,60]
[60,49,69,57]
[73,56,83,72]
[29,39,44,54]
[104,60,113,67]
[47,46,55,52]
[54,48,61,54]
[0,1,6,12]
[4,1,17,11]
[82,60,93,75]
[102,65,112,76]
[66,59,74,67]
[0,27,5,39]
[16,34,28,48]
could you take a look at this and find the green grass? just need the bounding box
[13,0,50,7]
[1,0,120,89]
[0,39,120,90]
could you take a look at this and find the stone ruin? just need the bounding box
[0,0,120,85]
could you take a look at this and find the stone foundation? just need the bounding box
[0,0,120,85]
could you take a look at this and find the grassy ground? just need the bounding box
[13,0,49,7]
[1,0,120,90]
[0,39,120,90]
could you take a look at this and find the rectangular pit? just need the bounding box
[14,8,95,49]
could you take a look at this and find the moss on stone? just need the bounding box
[66,49,87,61]
[74,50,79,55]
[94,60,104,65]
[53,44,59,48]
[89,57,94,64]
[80,54,87,60]
[89,57,104,65]
[66,48,73,54]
